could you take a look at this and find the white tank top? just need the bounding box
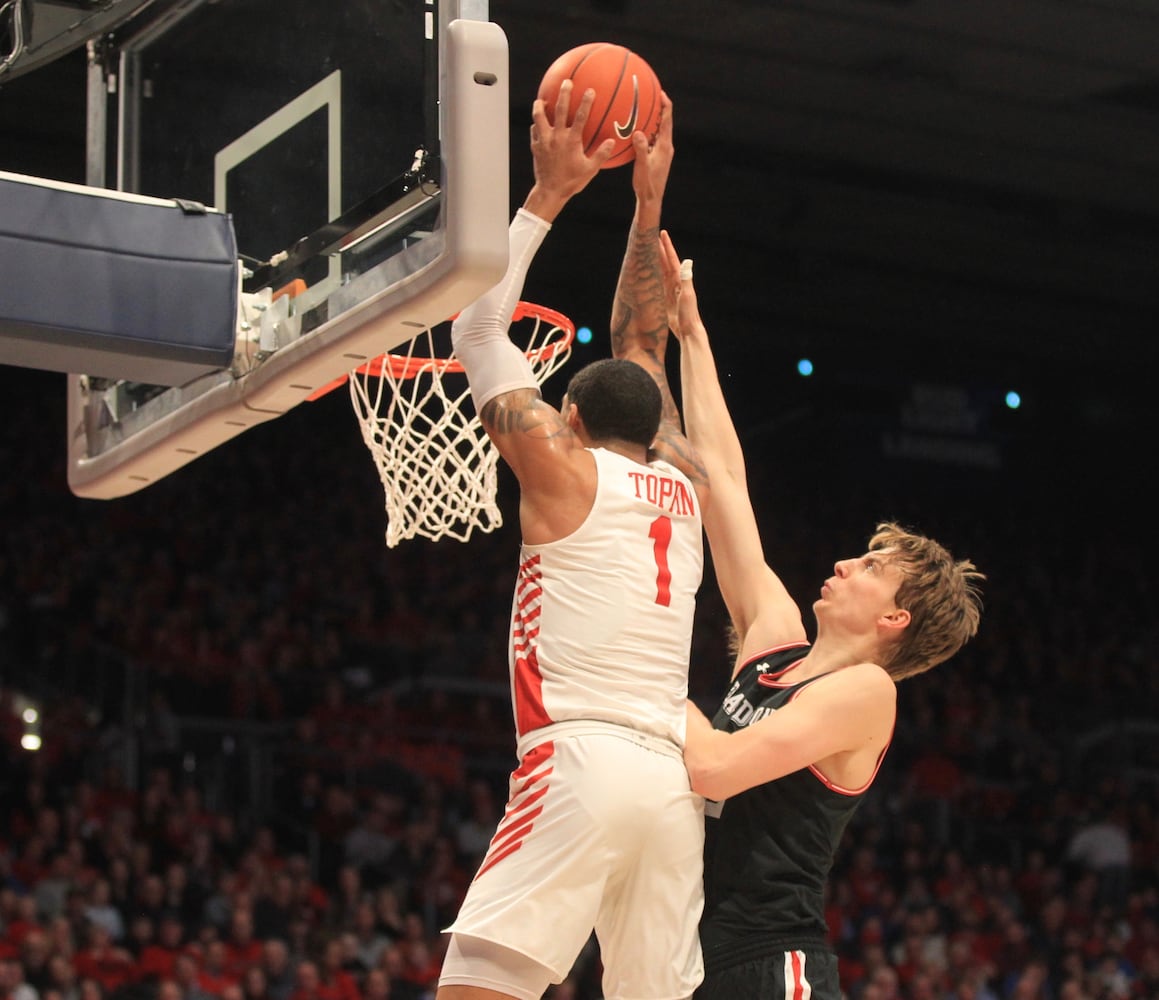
[508,447,703,748]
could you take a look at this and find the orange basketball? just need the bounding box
[537,42,663,169]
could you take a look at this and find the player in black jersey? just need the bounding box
[656,231,985,1000]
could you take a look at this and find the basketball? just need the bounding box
[537,42,663,169]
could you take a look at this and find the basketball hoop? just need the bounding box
[343,301,574,547]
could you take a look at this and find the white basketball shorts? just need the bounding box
[443,721,705,999]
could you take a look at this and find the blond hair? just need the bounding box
[869,521,984,681]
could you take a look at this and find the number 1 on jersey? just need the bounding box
[649,515,673,606]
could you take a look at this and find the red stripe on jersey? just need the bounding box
[511,741,554,779]
[475,840,525,881]
[512,561,552,736]
[494,786,549,837]
[488,813,541,855]
[514,648,552,735]
[514,556,541,603]
[512,622,540,655]
[513,773,552,802]
[474,745,554,881]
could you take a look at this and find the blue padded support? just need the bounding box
[0,171,238,386]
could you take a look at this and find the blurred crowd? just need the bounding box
[1,365,1156,1000]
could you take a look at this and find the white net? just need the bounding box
[349,302,574,547]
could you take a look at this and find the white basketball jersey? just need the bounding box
[509,447,703,748]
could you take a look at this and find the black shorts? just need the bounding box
[695,948,841,1000]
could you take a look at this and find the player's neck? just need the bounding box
[794,633,880,678]
[592,438,649,464]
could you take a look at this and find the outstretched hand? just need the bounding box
[659,229,704,341]
[524,81,616,223]
[630,91,674,206]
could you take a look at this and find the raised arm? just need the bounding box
[450,83,613,535]
[608,95,706,492]
[659,231,806,663]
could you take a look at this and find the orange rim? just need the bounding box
[306,302,575,400]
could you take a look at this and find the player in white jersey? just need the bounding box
[510,445,701,746]
[437,84,709,1000]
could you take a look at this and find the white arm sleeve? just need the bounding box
[451,208,551,411]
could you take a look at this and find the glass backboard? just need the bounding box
[64,0,508,498]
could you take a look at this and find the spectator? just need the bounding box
[33,854,76,925]
[71,923,134,996]
[451,780,498,870]
[1066,805,1132,912]
[173,954,215,1000]
[137,913,191,982]
[17,928,52,993]
[346,905,387,975]
[369,892,402,946]
[222,910,263,979]
[341,801,398,886]
[197,940,238,997]
[42,919,77,965]
[412,836,466,933]
[162,864,205,932]
[392,917,437,997]
[240,966,272,1000]
[259,941,295,1000]
[316,938,359,1000]
[1,957,39,1000]
[286,961,321,1000]
[322,871,361,936]
[81,882,124,944]
[251,875,294,943]
[44,955,80,1000]
[360,969,390,1000]
[133,876,169,932]
[201,875,239,936]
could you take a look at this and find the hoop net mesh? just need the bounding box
[349,302,574,547]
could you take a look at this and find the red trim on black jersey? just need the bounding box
[743,642,811,687]
[743,641,811,667]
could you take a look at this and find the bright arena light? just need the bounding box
[576,325,593,345]
[21,734,42,752]
[22,707,39,724]
[1005,390,1022,410]
[797,358,814,377]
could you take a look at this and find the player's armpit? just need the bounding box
[687,664,895,801]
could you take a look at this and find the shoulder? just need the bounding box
[737,642,811,676]
[643,455,704,509]
[648,441,708,497]
[803,662,896,708]
[646,453,690,476]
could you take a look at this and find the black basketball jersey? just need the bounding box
[699,643,888,975]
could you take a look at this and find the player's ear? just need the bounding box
[562,399,581,430]
[879,608,911,632]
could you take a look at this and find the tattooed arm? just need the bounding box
[609,94,707,495]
